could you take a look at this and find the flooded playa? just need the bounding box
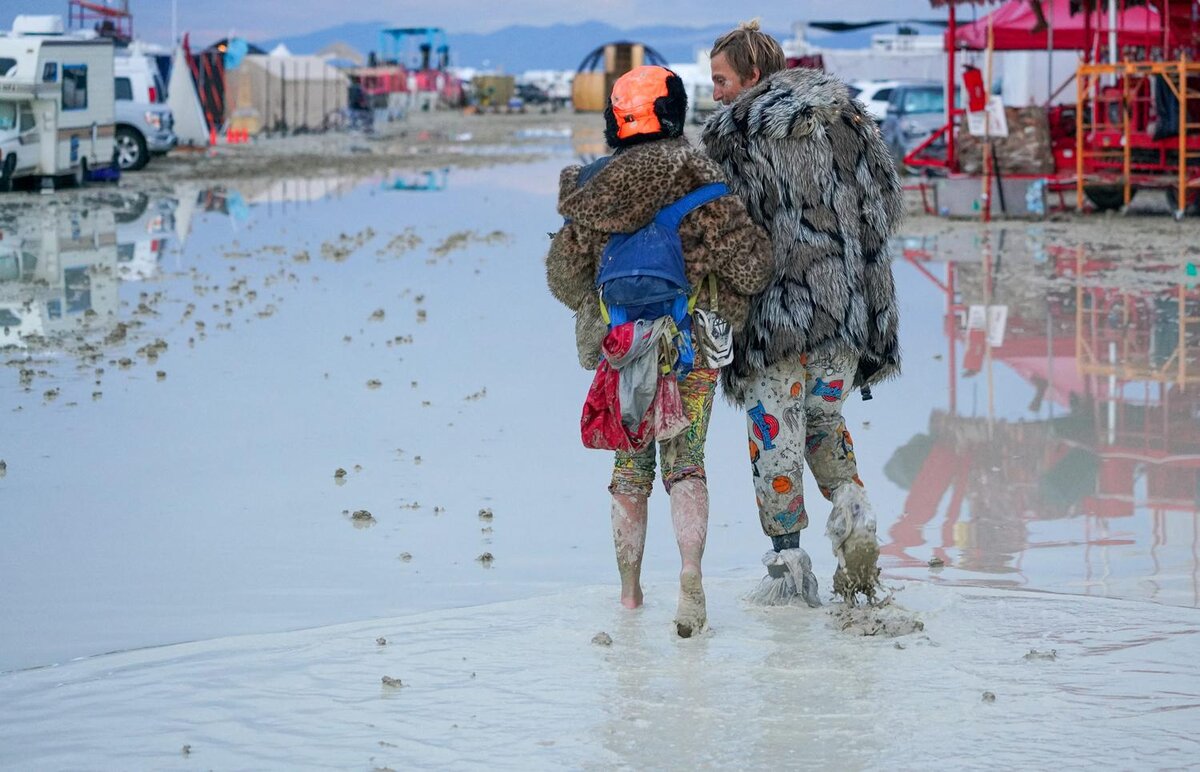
[2,116,1199,766]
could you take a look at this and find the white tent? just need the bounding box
[225,54,348,133]
[167,45,211,146]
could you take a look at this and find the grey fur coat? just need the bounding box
[701,67,904,403]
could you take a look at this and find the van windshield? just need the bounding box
[0,103,15,130]
[0,58,15,77]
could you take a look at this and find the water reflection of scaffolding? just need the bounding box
[891,228,1200,605]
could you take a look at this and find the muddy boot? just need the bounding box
[746,546,821,607]
[669,478,708,638]
[826,484,880,604]
[610,493,648,609]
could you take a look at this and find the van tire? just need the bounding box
[115,126,148,171]
[0,155,14,193]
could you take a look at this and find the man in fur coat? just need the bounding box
[701,22,904,602]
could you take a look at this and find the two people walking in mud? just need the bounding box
[547,22,903,637]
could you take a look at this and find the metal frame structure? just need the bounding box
[67,0,132,43]
[1075,57,1200,216]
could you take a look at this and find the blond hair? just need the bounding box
[710,19,787,84]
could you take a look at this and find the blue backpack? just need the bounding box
[590,171,729,377]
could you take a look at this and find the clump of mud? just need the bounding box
[591,632,613,646]
[829,596,924,637]
[478,508,494,521]
[320,228,375,262]
[1024,648,1057,661]
[476,552,495,566]
[380,676,404,688]
[430,229,511,258]
[377,228,423,258]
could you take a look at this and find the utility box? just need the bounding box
[934,176,1048,219]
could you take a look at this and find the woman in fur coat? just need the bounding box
[702,22,905,602]
[546,66,772,636]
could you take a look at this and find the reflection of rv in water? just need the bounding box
[0,15,117,191]
[0,206,117,347]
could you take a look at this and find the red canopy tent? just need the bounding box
[950,0,1164,51]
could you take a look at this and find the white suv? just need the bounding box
[847,80,904,124]
[113,53,176,170]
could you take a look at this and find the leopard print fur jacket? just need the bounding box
[546,136,773,370]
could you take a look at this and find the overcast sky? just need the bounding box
[10,1,940,46]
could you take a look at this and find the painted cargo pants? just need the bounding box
[745,351,865,537]
[610,368,718,496]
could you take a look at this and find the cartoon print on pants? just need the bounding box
[748,401,779,451]
[838,428,856,462]
[805,431,828,454]
[811,378,844,403]
[772,493,807,531]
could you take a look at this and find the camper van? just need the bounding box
[0,15,116,191]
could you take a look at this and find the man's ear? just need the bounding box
[748,66,762,87]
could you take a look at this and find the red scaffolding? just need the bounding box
[67,0,133,43]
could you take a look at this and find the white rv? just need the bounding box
[0,15,116,191]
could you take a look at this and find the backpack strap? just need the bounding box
[576,155,612,188]
[687,272,719,314]
[653,182,729,231]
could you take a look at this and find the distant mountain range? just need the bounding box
[258,20,932,73]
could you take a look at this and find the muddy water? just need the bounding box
[1,161,1198,672]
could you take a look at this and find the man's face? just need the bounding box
[710,51,758,105]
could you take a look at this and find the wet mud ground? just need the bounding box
[1,110,1199,766]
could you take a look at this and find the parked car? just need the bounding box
[847,79,903,124]
[690,82,718,124]
[113,53,176,171]
[515,83,549,105]
[880,81,947,167]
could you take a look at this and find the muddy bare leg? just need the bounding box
[610,493,648,609]
[670,477,708,637]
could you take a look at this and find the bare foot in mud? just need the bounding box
[620,582,643,610]
[674,568,706,638]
